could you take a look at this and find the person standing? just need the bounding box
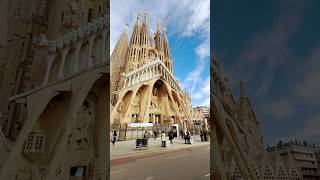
[186,131,191,144]
[144,131,148,139]
[112,130,117,145]
[169,131,174,144]
[161,131,166,147]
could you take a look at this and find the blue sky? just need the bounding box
[111,0,210,107]
[213,0,320,145]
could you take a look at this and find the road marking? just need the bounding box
[167,154,186,159]
[146,176,153,180]
[110,169,128,174]
[204,173,210,177]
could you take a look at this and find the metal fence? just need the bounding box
[110,123,181,141]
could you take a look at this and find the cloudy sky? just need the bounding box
[213,0,320,145]
[110,0,210,107]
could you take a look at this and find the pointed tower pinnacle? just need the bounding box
[163,28,173,72]
[111,26,128,62]
[140,12,149,65]
[155,20,163,51]
[111,26,128,71]
[163,28,171,58]
[240,80,248,105]
[155,19,164,62]
[130,13,141,45]
[126,13,142,72]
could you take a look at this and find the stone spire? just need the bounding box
[155,20,165,63]
[126,13,141,72]
[130,14,141,45]
[141,12,149,45]
[163,28,171,59]
[163,28,173,72]
[111,26,128,69]
[240,81,249,108]
[155,20,163,52]
[140,12,149,65]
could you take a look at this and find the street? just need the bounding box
[110,144,210,180]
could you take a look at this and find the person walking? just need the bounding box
[161,131,166,147]
[112,130,117,145]
[169,131,174,144]
[153,129,157,140]
[200,130,204,142]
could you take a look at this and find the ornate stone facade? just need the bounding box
[0,0,109,179]
[110,13,193,132]
[211,57,302,180]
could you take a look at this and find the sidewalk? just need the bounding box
[110,135,209,160]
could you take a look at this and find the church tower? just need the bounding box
[140,13,149,66]
[111,27,128,105]
[155,20,164,63]
[111,13,194,139]
[163,29,173,73]
[126,14,141,72]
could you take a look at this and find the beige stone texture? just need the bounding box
[0,0,110,179]
[110,13,195,132]
[211,57,303,180]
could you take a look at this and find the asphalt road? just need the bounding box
[110,144,210,180]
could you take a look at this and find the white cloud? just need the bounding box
[111,0,210,108]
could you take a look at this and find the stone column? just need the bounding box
[87,35,96,67]
[72,41,83,73]
[58,48,70,79]
[101,31,106,63]
[42,53,56,86]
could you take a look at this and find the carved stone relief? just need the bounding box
[67,100,95,150]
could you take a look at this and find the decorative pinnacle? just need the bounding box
[136,12,141,20]
[125,24,129,32]
[156,20,161,31]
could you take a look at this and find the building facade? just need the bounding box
[0,0,109,179]
[110,13,194,137]
[211,57,303,180]
[192,106,209,134]
[267,141,320,180]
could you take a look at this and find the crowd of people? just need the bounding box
[111,127,209,147]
